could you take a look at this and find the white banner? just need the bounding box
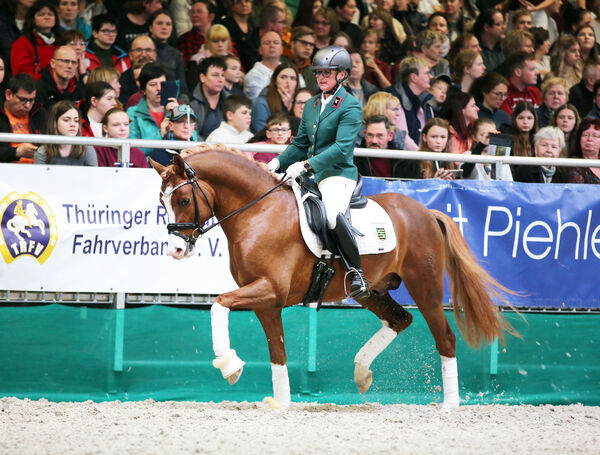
[0,164,237,293]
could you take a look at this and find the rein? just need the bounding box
[163,161,290,249]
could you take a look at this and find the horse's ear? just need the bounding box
[172,153,187,177]
[148,158,165,175]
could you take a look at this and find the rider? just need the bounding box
[267,46,368,298]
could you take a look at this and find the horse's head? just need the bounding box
[150,154,215,260]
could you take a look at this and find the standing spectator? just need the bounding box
[329,0,361,47]
[549,35,583,90]
[0,73,47,163]
[344,50,378,108]
[56,0,91,40]
[219,0,255,73]
[177,0,215,67]
[551,103,581,155]
[536,77,569,128]
[0,0,33,68]
[11,1,60,80]
[569,63,600,118]
[149,9,188,97]
[500,52,541,116]
[474,8,506,73]
[118,35,156,105]
[34,100,97,166]
[311,8,338,52]
[414,30,450,78]
[284,26,318,93]
[385,56,434,144]
[86,14,130,74]
[473,71,512,129]
[441,91,479,155]
[127,62,179,155]
[567,118,600,183]
[36,46,85,108]
[513,126,566,183]
[95,106,149,168]
[206,95,253,144]
[190,56,226,140]
[81,81,118,137]
[115,0,163,52]
[244,31,283,101]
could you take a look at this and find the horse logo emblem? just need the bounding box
[0,192,58,264]
[376,227,387,241]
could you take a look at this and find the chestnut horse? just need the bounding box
[150,146,517,410]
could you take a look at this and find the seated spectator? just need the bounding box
[329,0,360,47]
[363,0,408,45]
[86,14,130,74]
[385,56,434,144]
[81,81,118,137]
[473,8,506,73]
[366,8,404,66]
[0,56,6,93]
[0,73,47,163]
[445,32,481,69]
[426,12,451,57]
[507,101,538,159]
[344,49,377,108]
[567,118,600,183]
[536,77,569,128]
[451,50,485,94]
[462,118,512,180]
[473,71,512,129]
[251,113,292,163]
[332,31,352,50]
[569,63,600,119]
[206,95,253,144]
[223,55,245,98]
[190,56,226,140]
[284,26,318,93]
[551,103,581,155]
[355,115,397,178]
[34,100,97,166]
[500,52,541,116]
[0,0,31,70]
[115,0,163,52]
[359,29,392,90]
[531,0,560,45]
[36,46,85,108]
[177,0,215,66]
[11,1,60,80]
[500,30,534,59]
[244,31,284,101]
[56,29,89,83]
[56,0,91,40]
[289,87,312,135]
[575,24,600,67]
[311,7,338,53]
[149,104,198,166]
[514,126,566,183]
[88,66,123,103]
[149,9,188,98]
[441,91,479,155]
[118,35,156,105]
[95,106,148,168]
[442,0,476,43]
[127,62,179,155]
[428,75,450,116]
[251,62,298,133]
[529,27,551,79]
[549,36,583,90]
[393,0,426,37]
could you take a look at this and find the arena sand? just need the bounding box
[1,397,598,455]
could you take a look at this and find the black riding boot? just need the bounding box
[332,213,369,298]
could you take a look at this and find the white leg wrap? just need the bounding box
[211,303,231,357]
[270,363,291,409]
[441,355,460,410]
[354,323,397,369]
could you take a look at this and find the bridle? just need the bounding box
[162,160,291,253]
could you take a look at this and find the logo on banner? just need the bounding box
[0,192,58,264]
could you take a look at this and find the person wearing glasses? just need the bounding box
[473,71,512,130]
[35,46,84,109]
[85,14,131,75]
[266,46,369,298]
[0,74,47,164]
[284,26,318,93]
[118,35,157,105]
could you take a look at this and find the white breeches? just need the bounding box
[317,176,356,229]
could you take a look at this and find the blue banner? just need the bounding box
[361,179,600,309]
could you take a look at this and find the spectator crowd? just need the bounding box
[0,0,599,183]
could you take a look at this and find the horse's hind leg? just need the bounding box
[353,274,413,394]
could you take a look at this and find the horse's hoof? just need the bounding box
[354,363,373,394]
[263,397,285,410]
[213,349,245,384]
[226,365,243,385]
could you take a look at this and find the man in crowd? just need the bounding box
[569,63,600,118]
[500,52,541,116]
[244,31,284,101]
[190,56,227,139]
[119,35,157,105]
[36,46,85,109]
[86,14,131,73]
[355,115,396,178]
[283,26,317,92]
[413,30,450,78]
[474,8,506,72]
[0,74,47,163]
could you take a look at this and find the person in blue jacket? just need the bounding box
[267,46,368,298]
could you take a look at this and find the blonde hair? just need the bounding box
[88,67,120,85]
[363,91,399,122]
[540,76,569,98]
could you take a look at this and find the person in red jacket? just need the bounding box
[500,52,542,117]
[85,14,131,75]
[11,1,60,80]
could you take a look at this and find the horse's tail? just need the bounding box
[430,209,520,348]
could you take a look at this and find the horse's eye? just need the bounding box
[179,198,190,207]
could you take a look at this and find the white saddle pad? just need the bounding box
[291,180,397,258]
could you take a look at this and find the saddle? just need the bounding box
[298,174,368,253]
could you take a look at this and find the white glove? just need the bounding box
[267,158,280,173]
[286,161,307,179]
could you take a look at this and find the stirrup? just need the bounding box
[343,268,369,298]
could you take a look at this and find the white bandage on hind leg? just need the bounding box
[354,323,397,369]
[271,363,291,409]
[441,355,460,409]
[211,303,231,357]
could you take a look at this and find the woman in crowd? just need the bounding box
[329,0,360,48]
[452,50,486,94]
[472,71,512,129]
[88,67,122,101]
[95,107,148,168]
[289,87,312,135]
[358,29,392,90]
[176,0,216,67]
[514,126,566,183]
[462,118,513,181]
[575,24,600,67]
[251,62,299,133]
[500,30,534,59]
[507,101,538,158]
[311,8,338,51]
[441,91,479,155]
[344,49,377,108]
[365,7,404,66]
[551,103,581,154]
[186,24,234,91]
[0,56,7,93]
[567,118,600,183]
[529,27,551,80]
[332,31,352,50]
[11,0,59,79]
[536,77,569,128]
[81,81,119,137]
[427,12,450,57]
[34,100,97,166]
[223,54,244,98]
[549,35,583,89]
[148,9,187,96]
[446,33,481,68]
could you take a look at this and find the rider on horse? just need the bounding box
[266,46,368,298]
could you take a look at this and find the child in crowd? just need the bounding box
[205,95,253,146]
[359,29,392,90]
[251,113,293,164]
[149,104,198,166]
[428,75,450,116]
[418,118,458,180]
[508,101,538,157]
[95,107,148,168]
[223,55,245,98]
[462,118,513,180]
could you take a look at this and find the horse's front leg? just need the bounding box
[211,278,277,386]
